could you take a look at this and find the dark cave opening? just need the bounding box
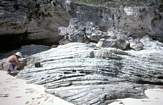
[0,32,56,53]
[0,33,28,52]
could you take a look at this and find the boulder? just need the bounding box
[129,37,144,51]
[59,19,130,50]
[140,35,163,50]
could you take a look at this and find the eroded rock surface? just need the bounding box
[0,0,69,51]
[59,18,163,51]
[16,42,163,105]
[1,0,163,104]
[0,0,163,51]
[67,1,163,41]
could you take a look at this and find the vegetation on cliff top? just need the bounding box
[73,0,163,12]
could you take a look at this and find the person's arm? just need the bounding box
[14,56,22,67]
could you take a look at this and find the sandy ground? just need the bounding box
[0,71,73,105]
[0,70,163,105]
[109,88,163,105]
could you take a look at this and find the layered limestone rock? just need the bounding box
[16,42,163,105]
[1,1,163,104]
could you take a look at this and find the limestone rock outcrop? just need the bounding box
[0,0,163,52]
[66,1,163,41]
[1,1,163,104]
[16,42,163,105]
[59,18,162,51]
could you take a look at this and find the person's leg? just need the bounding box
[11,62,15,69]
[3,63,17,73]
[8,63,14,71]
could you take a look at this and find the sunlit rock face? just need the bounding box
[1,1,163,104]
[16,42,163,105]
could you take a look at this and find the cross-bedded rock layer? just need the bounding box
[17,42,163,105]
[1,0,163,104]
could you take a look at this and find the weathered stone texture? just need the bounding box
[0,0,163,52]
[1,1,163,104]
[0,0,69,51]
[16,42,163,105]
[66,1,163,41]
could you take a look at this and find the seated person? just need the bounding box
[3,52,23,73]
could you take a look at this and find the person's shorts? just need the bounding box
[3,63,15,72]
